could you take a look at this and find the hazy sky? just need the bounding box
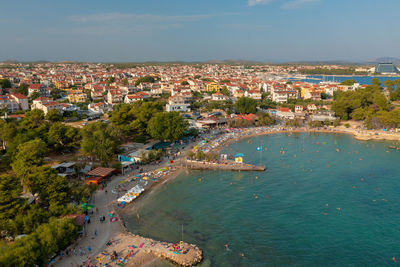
[1,0,399,62]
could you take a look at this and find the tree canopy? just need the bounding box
[147,112,188,142]
[80,122,121,165]
[235,97,257,114]
[135,76,155,86]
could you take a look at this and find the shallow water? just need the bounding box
[125,133,400,266]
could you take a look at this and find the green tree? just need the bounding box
[340,79,356,86]
[11,139,47,190]
[235,97,257,114]
[135,76,155,86]
[109,103,136,138]
[0,79,12,89]
[80,122,121,165]
[320,92,330,99]
[221,86,229,96]
[384,80,395,92]
[181,81,189,86]
[16,83,29,96]
[45,109,62,122]
[48,122,80,151]
[0,218,79,266]
[131,101,164,138]
[0,174,25,220]
[371,78,381,87]
[21,109,45,130]
[147,112,188,142]
[29,91,41,101]
[107,77,115,84]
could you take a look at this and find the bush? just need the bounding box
[345,123,350,128]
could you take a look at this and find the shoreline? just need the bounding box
[56,126,400,267]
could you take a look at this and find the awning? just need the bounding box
[86,167,116,177]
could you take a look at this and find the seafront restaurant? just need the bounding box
[84,167,116,185]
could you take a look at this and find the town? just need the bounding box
[1,62,398,127]
[1,61,400,266]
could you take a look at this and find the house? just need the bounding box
[125,94,143,103]
[107,89,124,105]
[206,82,220,92]
[9,93,28,110]
[31,97,63,115]
[233,89,244,98]
[276,107,295,119]
[166,94,190,112]
[295,105,304,113]
[28,84,46,96]
[307,103,317,112]
[68,92,88,103]
[91,88,104,100]
[88,102,107,114]
[244,90,262,100]
[51,162,76,177]
[311,110,336,122]
[0,95,19,113]
[212,92,226,101]
[272,90,298,103]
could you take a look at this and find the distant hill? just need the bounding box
[366,57,400,64]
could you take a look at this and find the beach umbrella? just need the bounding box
[80,203,95,211]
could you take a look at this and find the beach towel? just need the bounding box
[139,243,144,248]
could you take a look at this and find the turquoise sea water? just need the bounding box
[125,133,400,266]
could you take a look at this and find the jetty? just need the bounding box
[184,160,265,171]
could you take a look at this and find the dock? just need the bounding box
[184,160,265,171]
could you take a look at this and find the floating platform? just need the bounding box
[184,160,265,172]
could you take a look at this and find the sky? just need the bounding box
[0,0,399,62]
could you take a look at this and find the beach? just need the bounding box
[54,125,400,266]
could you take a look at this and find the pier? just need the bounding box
[184,160,266,171]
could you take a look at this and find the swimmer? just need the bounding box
[352,186,356,189]
[224,244,230,251]
[325,203,329,207]
[361,178,364,182]
[337,208,341,211]
[293,181,296,184]
[323,213,328,216]
[229,182,232,185]
[393,257,397,263]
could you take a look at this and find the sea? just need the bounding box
[125,133,400,266]
[294,75,400,85]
